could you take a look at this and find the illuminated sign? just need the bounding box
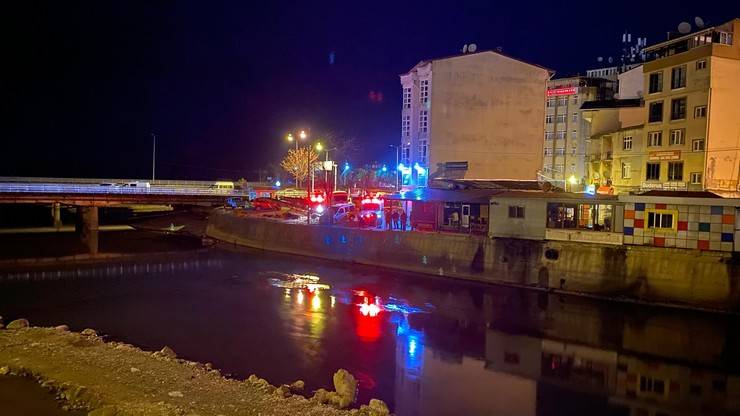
[546,86,578,97]
[648,150,681,161]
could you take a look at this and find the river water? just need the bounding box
[1,246,739,416]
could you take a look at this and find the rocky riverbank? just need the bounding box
[0,319,391,416]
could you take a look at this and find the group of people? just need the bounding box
[384,208,408,230]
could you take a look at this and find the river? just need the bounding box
[2,243,739,415]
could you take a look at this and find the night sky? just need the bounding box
[4,1,739,180]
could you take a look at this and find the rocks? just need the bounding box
[81,328,98,337]
[367,399,390,416]
[157,346,177,359]
[6,318,30,330]
[332,369,357,408]
[310,388,330,404]
[55,325,70,332]
[0,366,9,375]
[130,367,140,373]
[274,385,292,398]
[168,391,184,398]
[204,362,214,370]
[289,380,305,393]
[88,405,120,416]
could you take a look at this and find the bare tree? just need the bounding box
[280,146,319,187]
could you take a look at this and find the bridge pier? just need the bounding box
[75,206,99,255]
[51,202,62,228]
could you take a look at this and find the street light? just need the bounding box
[300,130,307,140]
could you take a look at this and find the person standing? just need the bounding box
[391,210,400,230]
[400,210,408,231]
[384,207,392,229]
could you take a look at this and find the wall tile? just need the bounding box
[722,214,734,225]
[624,210,635,219]
[700,206,710,214]
[624,235,634,244]
[711,206,724,215]
[645,237,654,246]
[688,222,698,231]
[723,224,734,233]
[624,219,634,228]
[721,232,734,242]
[689,206,699,213]
[699,214,711,223]
[687,231,698,240]
[711,215,722,224]
[678,212,688,221]
[698,240,710,250]
[635,203,645,211]
[677,231,687,239]
[710,232,721,242]
[625,203,635,210]
[688,213,699,222]
[687,239,698,249]
[634,227,644,236]
[698,222,711,232]
[624,226,634,236]
[699,231,710,240]
[664,238,675,247]
[724,206,734,215]
[710,241,721,251]
[678,205,688,213]
[635,211,644,220]
[710,223,722,233]
[721,242,734,252]
[676,239,687,248]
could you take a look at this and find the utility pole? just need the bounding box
[151,133,156,181]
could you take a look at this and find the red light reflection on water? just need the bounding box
[354,292,382,341]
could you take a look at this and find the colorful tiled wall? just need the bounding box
[623,203,736,252]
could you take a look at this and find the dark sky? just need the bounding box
[3,1,739,180]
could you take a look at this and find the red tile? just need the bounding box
[634,219,644,228]
[723,214,734,225]
[656,203,667,209]
[654,237,665,247]
[698,240,710,250]
[677,221,688,231]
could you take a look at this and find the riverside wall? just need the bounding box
[207,210,740,311]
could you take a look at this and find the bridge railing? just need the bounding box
[0,183,246,197]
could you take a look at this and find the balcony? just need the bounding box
[602,151,612,161]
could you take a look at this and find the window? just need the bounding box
[694,105,707,118]
[419,140,428,165]
[544,148,553,156]
[623,136,633,150]
[572,112,578,122]
[543,164,552,173]
[545,114,554,124]
[545,132,555,140]
[420,80,429,103]
[649,72,663,93]
[690,172,702,184]
[671,97,687,120]
[570,163,576,173]
[546,98,555,107]
[692,138,705,151]
[718,31,733,45]
[622,162,631,179]
[546,202,614,231]
[401,115,411,137]
[401,146,410,166]
[640,376,667,395]
[556,130,566,139]
[668,161,683,181]
[648,131,662,147]
[554,164,564,173]
[646,162,660,180]
[571,130,577,139]
[508,206,525,218]
[403,87,412,108]
[555,147,565,156]
[419,110,428,133]
[671,65,687,89]
[649,101,663,122]
[556,114,566,123]
[696,59,707,70]
[558,97,568,106]
[670,129,685,145]
[648,211,675,230]
[572,96,578,105]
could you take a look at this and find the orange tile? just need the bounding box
[624,210,635,219]
[723,214,734,225]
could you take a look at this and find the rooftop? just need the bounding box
[580,99,643,110]
[402,50,554,77]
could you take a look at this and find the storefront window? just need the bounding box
[547,203,613,231]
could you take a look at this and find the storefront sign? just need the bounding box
[641,181,687,190]
[546,86,578,97]
[648,150,681,161]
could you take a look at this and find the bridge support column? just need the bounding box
[75,206,99,255]
[51,203,62,228]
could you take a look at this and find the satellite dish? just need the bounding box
[678,22,692,34]
[468,44,477,53]
[597,56,603,62]
[608,56,613,64]
[695,16,705,28]
[462,44,468,53]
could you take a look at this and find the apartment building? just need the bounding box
[639,18,740,194]
[400,50,552,187]
[542,77,615,188]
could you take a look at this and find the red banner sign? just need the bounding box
[649,150,681,161]
[546,87,578,97]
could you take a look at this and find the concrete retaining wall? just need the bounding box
[207,210,740,310]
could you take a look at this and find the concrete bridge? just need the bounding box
[0,178,248,255]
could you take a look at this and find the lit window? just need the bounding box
[647,211,675,230]
[640,375,667,394]
[572,95,578,105]
[546,98,555,108]
[623,136,633,150]
[696,59,707,70]
[694,105,707,118]
[622,162,631,179]
[554,164,564,173]
[508,206,525,218]
[692,139,705,151]
[648,131,662,147]
[670,129,684,145]
[544,148,553,156]
[646,162,660,180]
[558,97,567,106]
[690,172,702,184]
[418,140,428,165]
[555,147,565,156]
[668,161,683,181]
[556,130,566,139]
[401,115,411,137]
[718,31,733,46]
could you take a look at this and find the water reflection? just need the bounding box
[1,249,739,416]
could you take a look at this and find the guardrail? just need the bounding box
[0,183,246,197]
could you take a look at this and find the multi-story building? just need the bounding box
[400,50,552,187]
[542,77,615,188]
[638,18,740,194]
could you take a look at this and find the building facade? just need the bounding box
[542,77,616,187]
[400,51,551,187]
[640,18,740,194]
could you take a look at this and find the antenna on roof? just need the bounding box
[468,43,477,53]
[597,56,604,62]
[461,44,468,53]
[608,56,613,64]
[678,21,692,34]
[695,16,705,29]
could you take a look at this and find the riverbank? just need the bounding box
[0,324,388,415]
[206,209,740,311]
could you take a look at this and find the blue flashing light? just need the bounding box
[397,163,405,170]
[381,165,387,172]
[275,180,281,187]
[343,162,350,171]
